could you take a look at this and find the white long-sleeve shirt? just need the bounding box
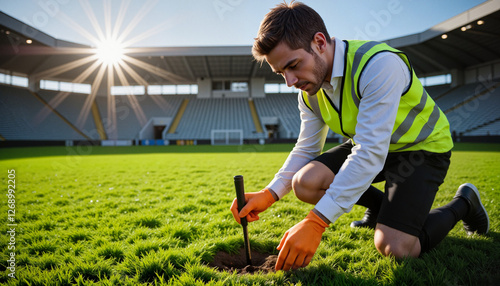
[266,38,411,224]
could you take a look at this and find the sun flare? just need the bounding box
[95,39,125,65]
[30,0,182,138]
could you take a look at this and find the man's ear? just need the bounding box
[312,32,328,54]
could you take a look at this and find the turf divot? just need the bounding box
[208,248,277,274]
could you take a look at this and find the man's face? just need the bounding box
[265,41,329,96]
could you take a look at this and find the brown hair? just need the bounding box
[252,1,331,63]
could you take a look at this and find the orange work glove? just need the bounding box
[230,188,276,224]
[275,210,329,271]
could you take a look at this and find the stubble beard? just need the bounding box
[304,51,329,96]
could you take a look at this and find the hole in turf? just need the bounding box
[208,248,277,275]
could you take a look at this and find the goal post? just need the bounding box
[211,129,243,145]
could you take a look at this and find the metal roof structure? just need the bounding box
[1,0,499,86]
[385,0,500,77]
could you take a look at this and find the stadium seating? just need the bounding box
[95,94,186,140]
[434,83,482,112]
[1,82,499,143]
[446,84,500,135]
[0,85,88,140]
[467,119,500,136]
[253,93,301,138]
[425,84,452,100]
[37,90,99,139]
[165,97,265,140]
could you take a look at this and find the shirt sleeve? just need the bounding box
[314,52,411,223]
[266,92,329,199]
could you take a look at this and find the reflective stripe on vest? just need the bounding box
[302,40,453,153]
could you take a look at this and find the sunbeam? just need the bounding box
[33,91,71,125]
[116,0,158,44]
[122,54,189,83]
[58,11,101,45]
[34,55,99,81]
[105,64,118,140]
[34,57,102,123]
[120,15,180,48]
[103,0,113,40]
[111,0,131,41]
[116,60,148,86]
[116,59,173,113]
[24,0,187,140]
[6,46,95,56]
[113,61,148,126]
[76,63,107,129]
[79,0,106,43]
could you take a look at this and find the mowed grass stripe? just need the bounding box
[0,143,498,285]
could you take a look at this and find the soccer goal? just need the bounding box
[211,129,243,145]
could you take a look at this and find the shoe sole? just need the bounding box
[460,183,490,234]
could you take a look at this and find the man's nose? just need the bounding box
[284,71,298,87]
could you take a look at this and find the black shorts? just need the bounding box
[314,141,451,236]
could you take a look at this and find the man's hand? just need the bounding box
[275,209,329,271]
[230,188,276,224]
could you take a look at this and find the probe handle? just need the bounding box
[234,175,247,226]
[233,175,252,265]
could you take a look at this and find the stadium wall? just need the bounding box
[464,60,500,85]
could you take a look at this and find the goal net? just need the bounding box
[211,129,243,145]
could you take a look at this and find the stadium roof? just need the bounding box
[385,0,500,77]
[1,0,499,86]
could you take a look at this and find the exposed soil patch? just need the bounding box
[208,248,278,274]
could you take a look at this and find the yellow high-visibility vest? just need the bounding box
[302,40,453,153]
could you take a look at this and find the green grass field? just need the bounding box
[0,143,499,285]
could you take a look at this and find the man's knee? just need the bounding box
[291,172,312,203]
[291,161,334,204]
[374,225,421,258]
[374,239,412,258]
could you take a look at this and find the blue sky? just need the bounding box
[0,0,487,48]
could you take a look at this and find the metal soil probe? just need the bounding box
[234,175,252,266]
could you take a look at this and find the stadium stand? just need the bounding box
[468,120,500,136]
[95,94,186,140]
[424,84,452,100]
[253,93,301,139]
[37,90,98,139]
[434,83,483,112]
[446,83,500,136]
[165,97,265,141]
[0,85,88,140]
